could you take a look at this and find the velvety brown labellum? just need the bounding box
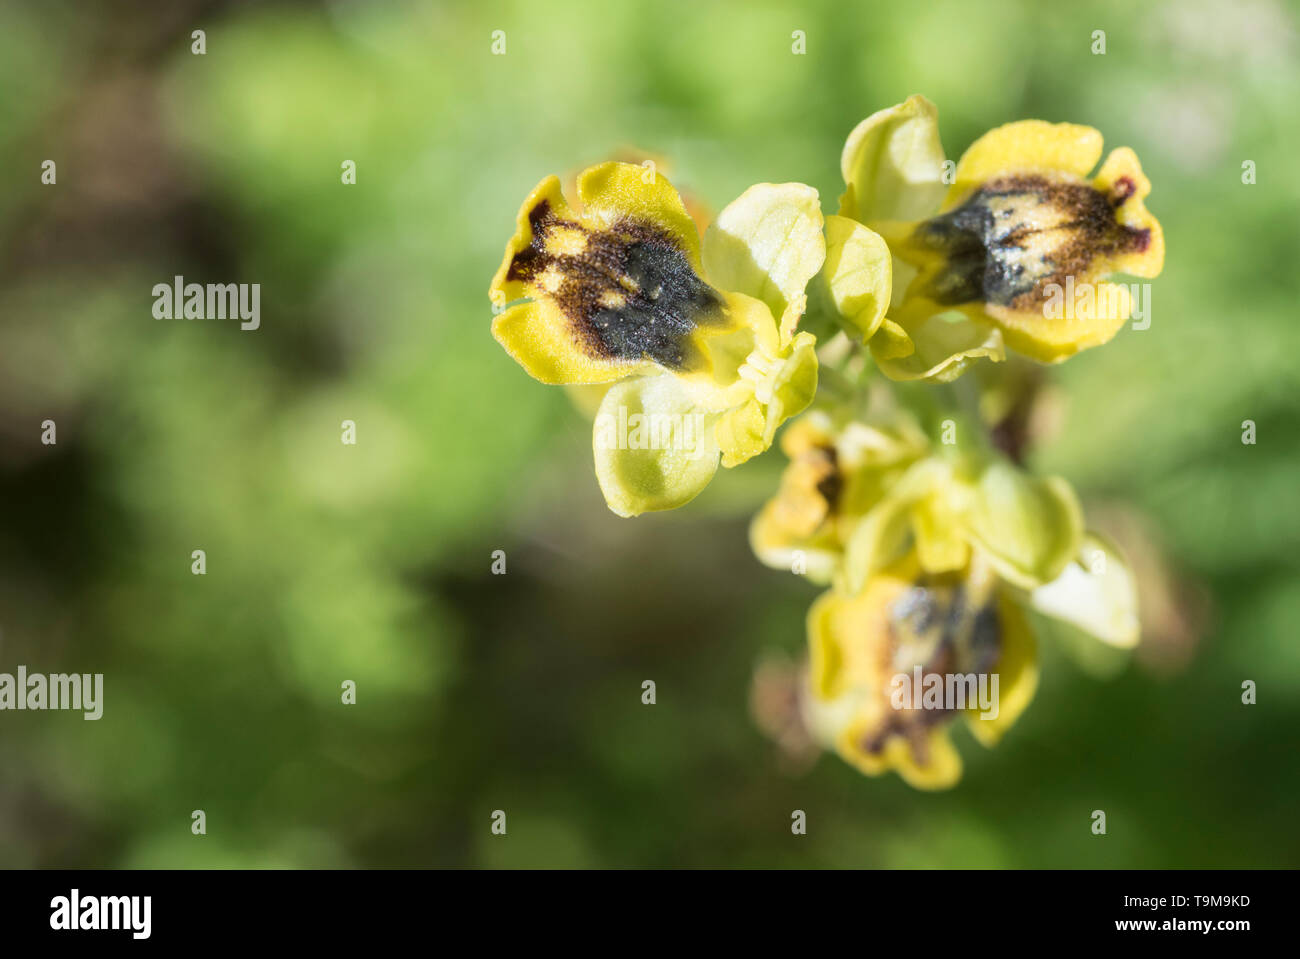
[911,175,1152,312]
[859,577,1002,761]
[506,199,722,369]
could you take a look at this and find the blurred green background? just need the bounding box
[0,0,1296,867]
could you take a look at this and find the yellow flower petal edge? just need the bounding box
[702,183,826,342]
[945,120,1104,211]
[964,592,1038,747]
[593,373,721,517]
[810,214,893,342]
[839,718,964,790]
[576,161,704,268]
[839,487,916,594]
[839,94,948,224]
[713,335,819,468]
[1092,146,1165,278]
[868,311,1005,383]
[492,298,655,385]
[1029,531,1140,649]
[912,487,971,573]
[749,498,842,583]
[839,458,950,593]
[985,281,1133,363]
[964,462,1084,590]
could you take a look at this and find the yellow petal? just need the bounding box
[870,310,1004,382]
[779,408,835,458]
[964,592,1038,747]
[839,722,963,790]
[752,415,846,577]
[868,316,917,360]
[806,580,899,700]
[988,280,1132,363]
[493,299,653,385]
[592,373,720,517]
[807,578,965,790]
[702,183,826,340]
[837,462,942,593]
[964,462,1083,589]
[912,490,971,573]
[839,94,949,224]
[1092,147,1165,279]
[576,161,703,270]
[840,492,915,595]
[750,409,929,585]
[749,498,841,584]
[679,291,780,400]
[806,561,1031,790]
[759,330,819,442]
[806,588,852,702]
[947,120,1102,210]
[714,397,767,469]
[489,175,574,303]
[812,214,893,341]
[713,329,818,468]
[1030,532,1140,649]
[889,146,1159,364]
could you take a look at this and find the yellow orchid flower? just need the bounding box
[749,405,929,583]
[801,521,1142,788]
[559,150,714,422]
[803,552,1039,789]
[490,162,826,516]
[830,95,1165,378]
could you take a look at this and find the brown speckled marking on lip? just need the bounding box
[911,174,1152,312]
[858,578,1003,762]
[505,199,722,370]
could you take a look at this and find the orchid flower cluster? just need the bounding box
[489,96,1164,789]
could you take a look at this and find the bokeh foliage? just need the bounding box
[0,0,1296,867]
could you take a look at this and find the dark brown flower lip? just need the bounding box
[858,577,1003,761]
[911,174,1152,312]
[506,198,722,369]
